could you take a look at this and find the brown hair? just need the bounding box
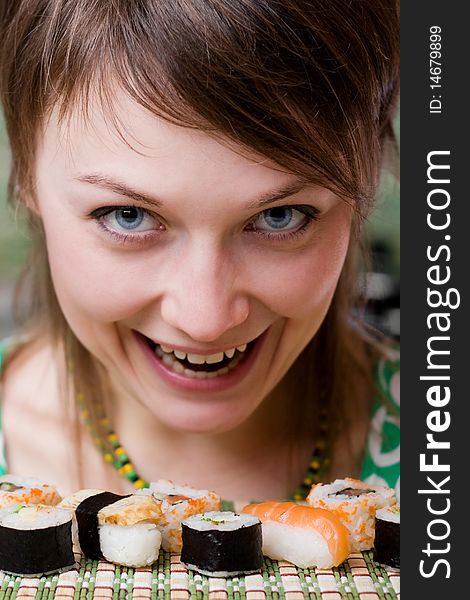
[0,0,399,484]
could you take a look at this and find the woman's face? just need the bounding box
[35,94,353,433]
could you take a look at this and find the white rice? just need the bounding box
[307,478,396,506]
[183,511,259,531]
[99,523,162,567]
[261,521,333,569]
[148,480,209,500]
[0,504,72,529]
[376,505,400,524]
[0,475,46,488]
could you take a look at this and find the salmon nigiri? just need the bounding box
[243,501,350,568]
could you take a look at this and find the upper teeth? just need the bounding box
[159,343,247,365]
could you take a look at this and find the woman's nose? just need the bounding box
[159,244,249,342]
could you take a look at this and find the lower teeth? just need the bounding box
[156,347,241,378]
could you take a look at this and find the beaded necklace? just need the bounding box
[78,392,330,501]
[77,392,148,490]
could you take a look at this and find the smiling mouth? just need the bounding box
[143,337,257,379]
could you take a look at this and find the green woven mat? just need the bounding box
[0,551,399,599]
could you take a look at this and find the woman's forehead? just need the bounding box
[39,92,302,194]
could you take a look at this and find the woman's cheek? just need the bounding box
[242,206,352,318]
[246,240,349,319]
[45,234,154,322]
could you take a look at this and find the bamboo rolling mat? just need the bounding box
[0,551,399,600]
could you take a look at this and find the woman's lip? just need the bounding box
[133,329,268,393]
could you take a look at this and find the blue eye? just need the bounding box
[114,207,145,230]
[91,206,160,235]
[260,207,295,230]
[249,205,317,234]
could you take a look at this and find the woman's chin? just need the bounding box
[151,401,254,435]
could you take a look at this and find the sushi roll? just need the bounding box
[139,479,220,552]
[243,501,350,569]
[181,511,263,577]
[59,489,163,567]
[306,478,396,552]
[373,505,400,569]
[0,474,62,508]
[0,504,75,576]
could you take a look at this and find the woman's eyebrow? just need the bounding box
[75,173,307,209]
[248,180,307,208]
[75,173,162,209]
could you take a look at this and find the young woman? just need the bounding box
[0,0,400,501]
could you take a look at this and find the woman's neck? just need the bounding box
[107,377,313,501]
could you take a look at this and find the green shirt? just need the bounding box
[360,354,400,499]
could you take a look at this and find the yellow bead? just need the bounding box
[122,463,133,474]
[310,460,320,470]
[134,479,146,489]
[104,453,114,463]
[115,447,125,456]
[108,433,118,443]
[118,466,126,475]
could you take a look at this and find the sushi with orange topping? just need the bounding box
[0,475,62,508]
[243,501,350,568]
[306,478,396,552]
[138,479,220,552]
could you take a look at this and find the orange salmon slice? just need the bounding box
[243,501,350,565]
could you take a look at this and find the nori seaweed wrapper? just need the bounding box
[373,515,400,569]
[75,491,131,560]
[181,521,263,575]
[0,520,74,576]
